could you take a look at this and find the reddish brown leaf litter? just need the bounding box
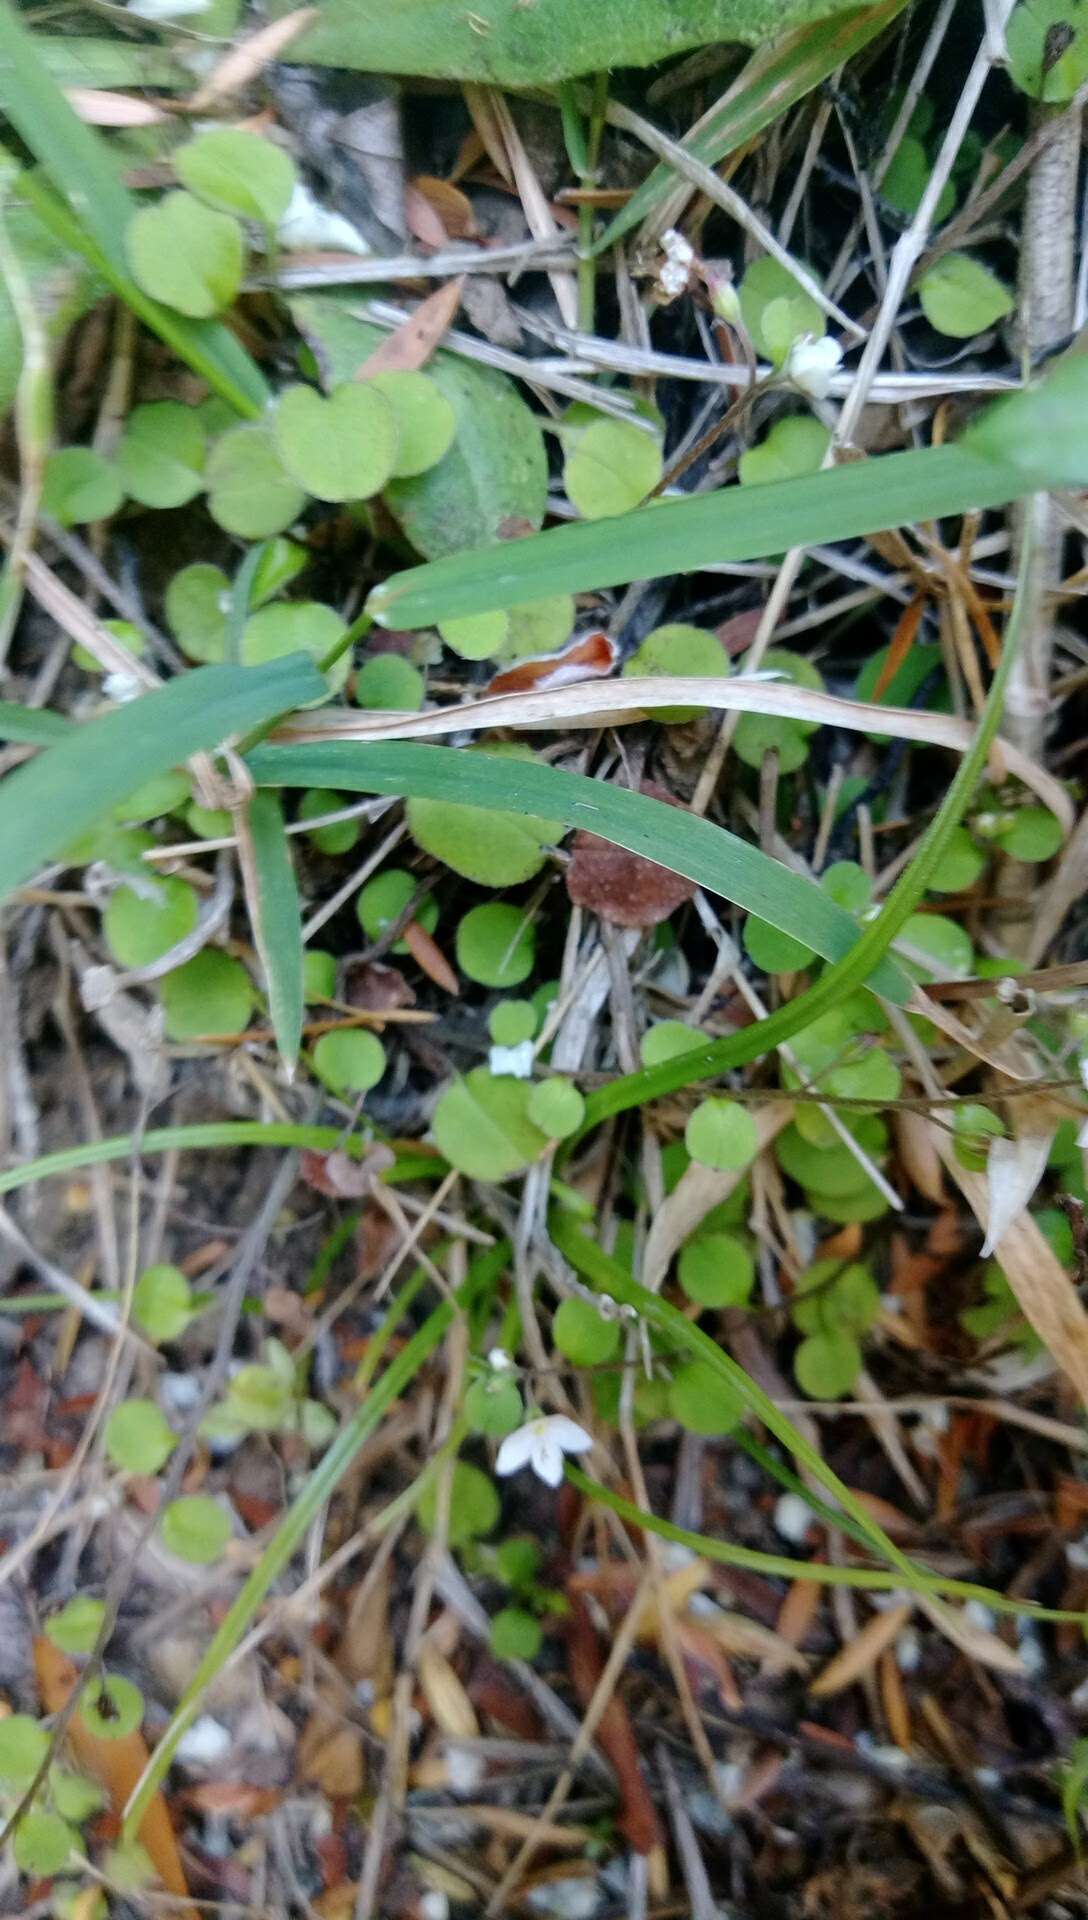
[566,778,698,927]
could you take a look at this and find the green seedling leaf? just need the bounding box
[274,381,398,502]
[0,1714,49,1785]
[465,1376,524,1437]
[105,1399,176,1473]
[928,826,985,893]
[563,413,663,519]
[417,1458,499,1545]
[669,1359,744,1434]
[622,623,727,722]
[882,133,954,222]
[13,1809,75,1877]
[162,949,254,1042]
[82,1673,144,1740]
[739,412,830,485]
[432,1068,549,1180]
[367,369,457,477]
[490,1000,537,1046]
[503,594,576,659]
[794,1330,861,1398]
[42,446,122,526]
[527,1077,585,1139]
[304,949,337,1000]
[299,787,359,856]
[918,252,1013,339]
[206,424,306,539]
[743,916,815,973]
[248,739,910,999]
[115,400,206,509]
[899,910,973,979]
[952,1101,1005,1172]
[993,805,1063,861]
[166,562,230,664]
[243,601,349,693]
[160,1494,232,1565]
[46,1595,106,1656]
[739,253,824,362]
[640,1021,704,1066]
[1007,0,1088,100]
[963,354,1088,489]
[355,653,424,710]
[686,1097,759,1170]
[438,610,510,660]
[791,1259,880,1335]
[114,769,190,825]
[104,875,198,969]
[176,128,296,225]
[127,191,243,318]
[553,1296,620,1364]
[133,1263,193,1343]
[312,1028,386,1095]
[456,902,535,988]
[678,1230,755,1307]
[489,1608,542,1660]
[732,646,824,773]
[357,869,437,949]
[245,791,304,1074]
[0,652,325,906]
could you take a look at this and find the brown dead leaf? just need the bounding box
[809,1602,912,1697]
[893,1108,946,1205]
[356,278,464,377]
[345,960,416,1011]
[297,1710,366,1798]
[339,1561,394,1694]
[65,89,169,126]
[404,181,450,250]
[417,1641,479,1739]
[413,175,477,240]
[402,919,459,994]
[188,7,318,111]
[873,594,926,701]
[565,780,697,929]
[299,1144,395,1199]
[565,1595,662,1854]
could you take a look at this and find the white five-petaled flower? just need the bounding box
[495,1414,592,1488]
[783,332,843,400]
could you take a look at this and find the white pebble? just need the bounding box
[773,1493,814,1544]
[895,1628,921,1673]
[420,1896,449,1920]
[176,1716,232,1768]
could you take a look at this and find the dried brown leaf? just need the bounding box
[809,1602,912,1697]
[188,7,319,111]
[356,277,464,376]
[565,779,696,928]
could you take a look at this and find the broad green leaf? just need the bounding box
[289,292,547,557]
[269,0,879,84]
[166,562,230,663]
[162,950,254,1041]
[432,1069,549,1180]
[105,1399,176,1473]
[739,413,829,486]
[245,792,304,1074]
[739,253,824,362]
[563,414,663,518]
[962,354,1088,488]
[175,128,296,226]
[1007,0,1088,100]
[0,6,266,416]
[0,654,325,905]
[41,446,122,525]
[312,1028,386,1093]
[206,424,306,539]
[918,252,1013,339]
[243,601,349,694]
[622,622,728,722]
[246,739,910,1000]
[406,743,562,887]
[273,381,398,502]
[115,400,206,509]
[126,191,243,319]
[457,901,535,987]
[105,875,198,968]
[597,0,909,251]
[367,369,457,477]
[160,1494,231,1565]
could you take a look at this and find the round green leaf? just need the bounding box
[794,1331,861,1399]
[994,806,1063,862]
[115,400,206,509]
[355,653,424,710]
[46,1595,106,1656]
[298,787,359,857]
[104,875,198,969]
[13,1809,75,1877]
[564,414,663,519]
[527,1076,584,1139]
[407,745,562,887]
[928,826,985,894]
[639,1020,704,1067]
[126,190,243,318]
[739,413,829,486]
[881,133,954,222]
[438,609,510,660]
[791,1259,880,1336]
[553,1296,620,1365]
[304,949,337,1001]
[242,600,349,693]
[1007,0,1088,100]
[668,1359,744,1435]
[776,1126,884,1199]
[743,915,814,974]
[826,1044,901,1107]
[113,769,190,825]
[160,1493,232,1564]
[464,1376,523,1437]
[503,595,576,659]
[812,1184,891,1224]
[900,911,973,980]
[50,1768,106,1822]
[0,1715,49,1786]
[489,1607,542,1660]
[81,1673,144,1740]
[738,254,823,363]
[952,1101,1005,1172]
[685,1098,758,1172]
[165,562,229,664]
[417,1458,499,1545]
[357,868,438,950]
[274,382,398,503]
[677,1230,754,1308]
[161,949,253,1042]
[175,128,296,225]
[623,622,726,723]
[918,252,1013,339]
[133,1263,193,1343]
[105,1398,176,1474]
[42,446,123,526]
[366,369,456,477]
[457,902,535,988]
[206,425,305,538]
[432,1068,548,1180]
[820,860,872,913]
[489,999,536,1046]
[312,1028,386,1094]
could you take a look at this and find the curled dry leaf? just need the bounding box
[417,1640,480,1739]
[356,276,465,376]
[809,1601,912,1697]
[564,1594,662,1854]
[565,779,697,929]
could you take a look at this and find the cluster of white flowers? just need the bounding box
[657,228,695,301]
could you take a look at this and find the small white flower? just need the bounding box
[495,1414,592,1488]
[657,228,695,301]
[783,332,843,400]
[488,1347,514,1372]
[488,1040,534,1079]
[175,1715,232,1768]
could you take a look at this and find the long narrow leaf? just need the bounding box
[596,0,907,253]
[0,702,72,745]
[0,654,325,902]
[0,2,268,417]
[0,1124,443,1200]
[246,739,910,1001]
[367,444,1039,628]
[242,792,304,1075]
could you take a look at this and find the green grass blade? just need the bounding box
[0,3,268,417]
[367,444,1030,628]
[0,702,71,745]
[595,0,908,253]
[0,1123,443,1199]
[566,1471,1086,1623]
[0,654,325,903]
[246,739,910,1001]
[123,1239,508,1835]
[244,792,304,1075]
